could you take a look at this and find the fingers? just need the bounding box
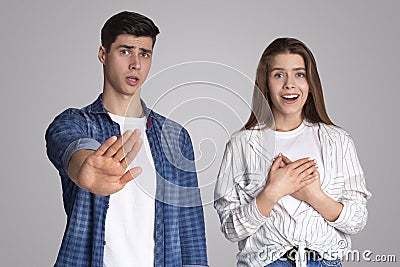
[121,137,143,169]
[293,158,316,174]
[302,171,319,181]
[281,155,292,165]
[94,135,118,156]
[296,161,318,179]
[271,154,283,170]
[290,157,314,169]
[277,156,318,183]
[94,131,133,157]
[301,169,320,183]
[120,166,142,185]
[279,161,285,168]
[276,155,316,174]
[300,173,318,187]
[114,129,141,164]
[104,130,135,158]
[94,129,142,160]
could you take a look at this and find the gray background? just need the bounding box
[0,0,399,266]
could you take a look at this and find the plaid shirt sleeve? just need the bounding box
[45,108,101,178]
[178,128,208,266]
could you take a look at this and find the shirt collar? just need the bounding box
[88,94,107,114]
[88,94,155,129]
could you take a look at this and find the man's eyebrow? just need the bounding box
[117,45,134,49]
[140,47,152,54]
[117,45,152,53]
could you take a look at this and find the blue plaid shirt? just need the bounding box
[45,95,208,267]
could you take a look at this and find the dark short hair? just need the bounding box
[101,11,160,52]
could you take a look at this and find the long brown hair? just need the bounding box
[244,37,335,129]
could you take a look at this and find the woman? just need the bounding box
[214,37,371,267]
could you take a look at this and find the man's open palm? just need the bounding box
[76,129,143,196]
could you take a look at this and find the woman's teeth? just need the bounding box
[282,94,299,100]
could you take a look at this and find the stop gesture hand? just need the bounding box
[71,129,143,196]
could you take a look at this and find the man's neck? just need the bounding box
[102,90,144,118]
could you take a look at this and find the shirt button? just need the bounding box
[103,241,106,245]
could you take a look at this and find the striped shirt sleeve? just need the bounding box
[328,135,371,234]
[214,140,271,242]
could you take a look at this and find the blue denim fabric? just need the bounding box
[45,95,208,267]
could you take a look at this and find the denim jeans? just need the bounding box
[265,257,342,267]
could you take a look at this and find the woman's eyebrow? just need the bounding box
[270,67,306,71]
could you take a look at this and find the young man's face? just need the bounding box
[98,34,153,98]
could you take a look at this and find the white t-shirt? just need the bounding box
[103,113,156,267]
[273,121,324,216]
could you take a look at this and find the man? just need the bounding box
[46,11,208,267]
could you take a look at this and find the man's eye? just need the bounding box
[121,50,130,56]
[141,52,150,58]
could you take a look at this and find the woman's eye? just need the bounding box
[274,73,284,78]
[296,73,305,78]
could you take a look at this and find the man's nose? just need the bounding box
[129,54,141,70]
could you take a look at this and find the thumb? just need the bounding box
[271,154,283,170]
[281,155,292,166]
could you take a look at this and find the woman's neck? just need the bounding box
[273,115,303,132]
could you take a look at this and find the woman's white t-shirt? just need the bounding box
[273,121,325,215]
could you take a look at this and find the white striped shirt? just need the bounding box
[214,123,371,267]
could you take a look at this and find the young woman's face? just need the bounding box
[268,53,310,123]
